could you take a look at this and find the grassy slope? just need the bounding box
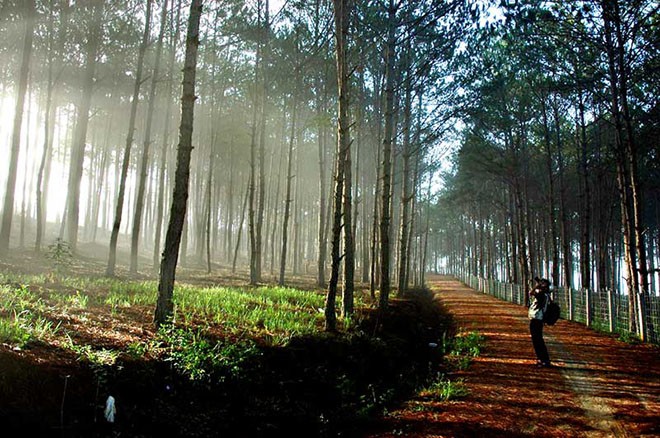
[0,252,455,437]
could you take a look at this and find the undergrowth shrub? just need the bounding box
[157,324,260,382]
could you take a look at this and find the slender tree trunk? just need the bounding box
[248,2,264,284]
[342,110,354,317]
[279,89,298,286]
[292,144,302,275]
[131,0,167,273]
[36,0,57,252]
[65,0,103,252]
[107,0,152,276]
[233,178,250,273]
[316,84,328,287]
[541,98,559,287]
[155,0,203,327]
[206,151,213,273]
[379,0,397,310]
[225,140,234,262]
[154,0,182,270]
[326,0,351,331]
[90,115,113,242]
[0,0,35,252]
[256,0,270,281]
[576,89,591,290]
[397,60,413,297]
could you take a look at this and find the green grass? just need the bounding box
[0,283,60,347]
[420,374,469,401]
[156,324,261,382]
[0,315,33,347]
[65,334,120,367]
[449,330,484,357]
[0,272,339,381]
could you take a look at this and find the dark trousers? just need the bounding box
[530,318,550,363]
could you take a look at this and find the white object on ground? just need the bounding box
[104,395,116,423]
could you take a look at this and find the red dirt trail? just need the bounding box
[368,276,660,437]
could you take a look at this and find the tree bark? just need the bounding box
[64,0,103,252]
[326,0,351,331]
[36,0,59,252]
[107,0,152,276]
[397,57,413,297]
[131,0,168,273]
[316,83,328,287]
[256,0,270,281]
[154,0,182,270]
[379,0,397,311]
[0,0,35,252]
[155,0,203,327]
[279,89,298,286]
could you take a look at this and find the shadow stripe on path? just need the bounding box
[366,276,659,437]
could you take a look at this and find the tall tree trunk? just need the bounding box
[0,0,35,252]
[342,107,354,317]
[379,0,397,311]
[326,0,351,331]
[233,178,250,273]
[154,0,182,270]
[397,60,413,297]
[131,0,167,273]
[601,0,646,336]
[316,83,328,287]
[155,0,203,327]
[541,98,559,287]
[248,1,265,284]
[292,144,302,275]
[36,0,58,252]
[206,151,213,273]
[65,0,103,252]
[107,0,152,276]
[576,89,591,290]
[256,0,270,281]
[90,116,113,242]
[225,139,235,262]
[279,89,298,286]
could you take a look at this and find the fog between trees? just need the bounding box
[0,1,658,336]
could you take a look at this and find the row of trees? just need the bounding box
[434,0,659,341]
[0,0,469,327]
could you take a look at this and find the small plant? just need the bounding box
[420,374,469,401]
[47,238,73,274]
[617,330,641,345]
[450,330,484,357]
[157,324,260,382]
[127,341,150,358]
[0,315,32,347]
[64,334,119,367]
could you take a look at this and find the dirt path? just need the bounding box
[368,276,660,437]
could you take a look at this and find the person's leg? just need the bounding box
[530,319,550,364]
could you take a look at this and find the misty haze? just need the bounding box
[0,0,658,436]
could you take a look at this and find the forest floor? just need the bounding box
[367,275,660,437]
[2,246,659,437]
[0,249,455,437]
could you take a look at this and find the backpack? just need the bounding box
[543,297,560,326]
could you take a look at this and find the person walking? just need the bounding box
[529,277,552,367]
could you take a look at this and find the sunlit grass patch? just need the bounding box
[0,283,60,347]
[0,310,60,348]
[65,334,120,367]
[48,290,89,310]
[106,280,158,306]
[0,315,32,347]
[420,374,469,401]
[173,285,326,345]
